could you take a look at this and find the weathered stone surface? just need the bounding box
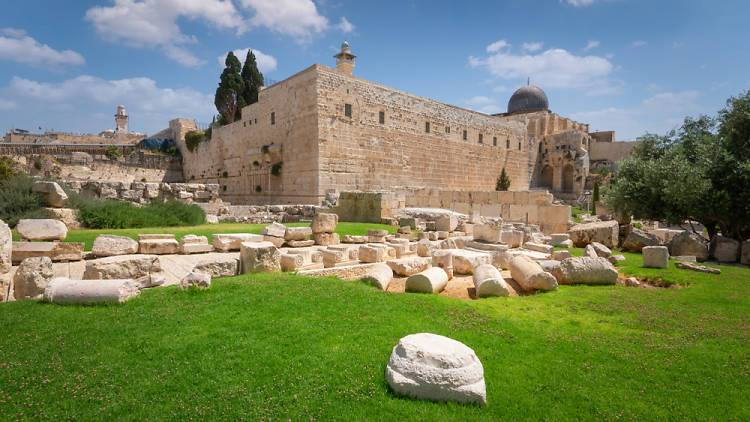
[431,251,454,279]
[672,255,696,262]
[742,240,750,266]
[179,271,211,290]
[386,257,431,277]
[550,233,570,246]
[710,235,740,263]
[473,223,503,243]
[84,254,162,280]
[286,239,316,248]
[406,267,449,293]
[135,273,165,289]
[342,235,368,244]
[537,260,561,273]
[642,246,669,268]
[472,264,510,297]
[43,277,140,305]
[240,241,280,273]
[92,235,139,257]
[262,222,287,238]
[622,228,661,252]
[608,254,626,264]
[568,220,619,248]
[509,255,558,291]
[193,255,239,278]
[524,242,554,254]
[368,229,389,237]
[675,261,721,274]
[0,273,11,303]
[590,242,612,258]
[285,226,312,241]
[180,235,213,254]
[436,215,458,232]
[139,238,179,255]
[263,235,285,248]
[361,263,393,290]
[553,250,572,261]
[559,239,573,248]
[552,257,618,285]
[11,241,84,263]
[16,219,67,241]
[386,333,486,406]
[43,208,80,229]
[450,249,492,275]
[32,181,68,207]
[280,253,304,271]
[667,231,709,262]
[584,244,598,258]
[500,230,523,248]
[13,257,53,300]
[416,239,438,257]
[313,232,340,246]
[398,226,411,234]
[359,245,386,263]
[212,233,263,251]
[311,213,338,233]
[0,219,11,274]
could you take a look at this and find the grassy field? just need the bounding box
[0,247,748,420]
[11,222,398,251]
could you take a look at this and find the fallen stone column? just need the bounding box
[360,263,393,290]
[472,264,510,297]
[550,257,618,285]
[43,277,140,305]
[405,267,449,293]
[509,255,558,291]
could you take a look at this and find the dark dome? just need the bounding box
[507,85,549,114]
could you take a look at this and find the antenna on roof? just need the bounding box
[527,77,530,86]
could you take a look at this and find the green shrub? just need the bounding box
[105,145,122,160]
[34,160,42,170]
[185,131,206,152]
[271,162,282,176]
[633,222,643,229]
[76,199,205,229]
[0,175,48,227]
[0,156,19,181]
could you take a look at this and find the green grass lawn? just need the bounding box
[1,247,748,420]
[11,222,398,251]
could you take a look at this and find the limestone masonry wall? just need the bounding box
[590,141,637,171]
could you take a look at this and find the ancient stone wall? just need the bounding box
[333,192,406,223]
[4,131,143,145]
[67,181,220,204]
[590,141,637,171]
[181,66,320,205]
[316,66,531,195]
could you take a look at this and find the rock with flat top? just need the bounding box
[212,233,263,252]
[436,215,458,232]
[667,231,709,262]
[32,181,68,207]
[240,241,280,273]
[569,220,619,248]
[13,257,53,300]
[83,254,162,280]
[386,333,486,406]
[92,235,139,257]
[262,222,287,238]
[284,226,312,241]
[16,219,67,241]
[710,235,740,263]
[313,232,340,246]
[193,256,239,278]
[643,246,669,268]
[0,219,11,274]
[311,213,338,233]
[551,256,618,285]
[11,241,83,263]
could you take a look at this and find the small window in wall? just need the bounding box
[463,130,467,140]
[379,111,385,124]
[345,103,352,118]
[254,118,257,124]
[425,122,430,133]
[243,122,246,127]
[518,142,521,151]
[478,134,483,144]
[493,137,497,146]
[271,112,275,125]
[538,143,542,153]
[506,139,510,148]
[445,126,451,134]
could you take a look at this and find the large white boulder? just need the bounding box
[13,256,54,300]
[386,333,486,406]
[15,219,67,241]
[212,233,263,252]
[405,267,449,293]
[509,255,558,291]
[311,213,338,233]
[361,263,393,290]
[590,242,612,258]
[43,277,140,305]
[240,241,280,273]
[667,231,709,262]
[83,254,162,280]
[551,257,618,285]
[642,246,669,268]
[92,235,139,257]
[472,264,510,297]
[32,181,68,207]
[568,220,619,248]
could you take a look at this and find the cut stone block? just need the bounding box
[449,249,492,275]
[280,253,305,271]
[509,255,558,291]
[14,256,53,300]
[473,223,503,243]
[472,264,510,297]
[590,242,612,258]
[551,257,618,285]
[500,230,523,248]
[92,235,139,257]
[386,333,486,406]
[667,231,708,262]
[710,235,740,263]
[311,213,338,233]
[84,254,161,280]
[263,235,285,248]
[179,235,213,254]
[359,245,386,263]
[568,220,619,248]
[550,233,570,246]
[342,235,368,244]
[193,255,239,278]
[212,233,263,252]
[16,219,67,241]
[286,239,315,248]
[622,228,661,252]
[643,246,669,268]
[139,238,179,255]
[32,181,68,207]
[608,254,626,264]
[742,240,750,266]
[386,257,431,277]
[553,250,572,261]
[431,250,454,279]
[524,242,554,254]
[436,231,449,240]
[313,232,340,246]
[0,219,12,274]
[368,229,389,237]
[360,263,393,290]
[405,267,449,293]
[284,226,312,241]
[262,222,287,238]
[11,241,84,263]
[43,277,139,305]
[436,215,458,232]
[240,241,280,273]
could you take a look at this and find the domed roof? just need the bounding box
[507,85,549,114]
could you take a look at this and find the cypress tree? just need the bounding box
[592,181,600,215]
[214,52,246,124]
[241,50,264,106]
[496,167,511,191]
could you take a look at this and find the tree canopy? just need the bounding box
[604,89,750,241]
[214,52,246,124]
[241,50,264,106]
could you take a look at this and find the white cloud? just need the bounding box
[570,90,702,140]
[462,96,503,115]
[486,40,510,53]
[85,0,246,67]
[217,48,278,73]
[464,96,495,107]
[493,85,509,93]
[522,42,543,53]
[0,98,15,110]
[583,40,600,52]
[605,53,614,59]
[0,28,84,67]
[335,17,354,33]
[631,40,647,47]
[563,0,597,6]
[470,43,617,94]
[4,75,214,134]
[241,0,328,41]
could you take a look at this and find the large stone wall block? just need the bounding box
[568,220,619,248]
[240,241,280,273]
[16,219,67,241]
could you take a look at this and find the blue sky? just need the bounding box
[0,0,748,140]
